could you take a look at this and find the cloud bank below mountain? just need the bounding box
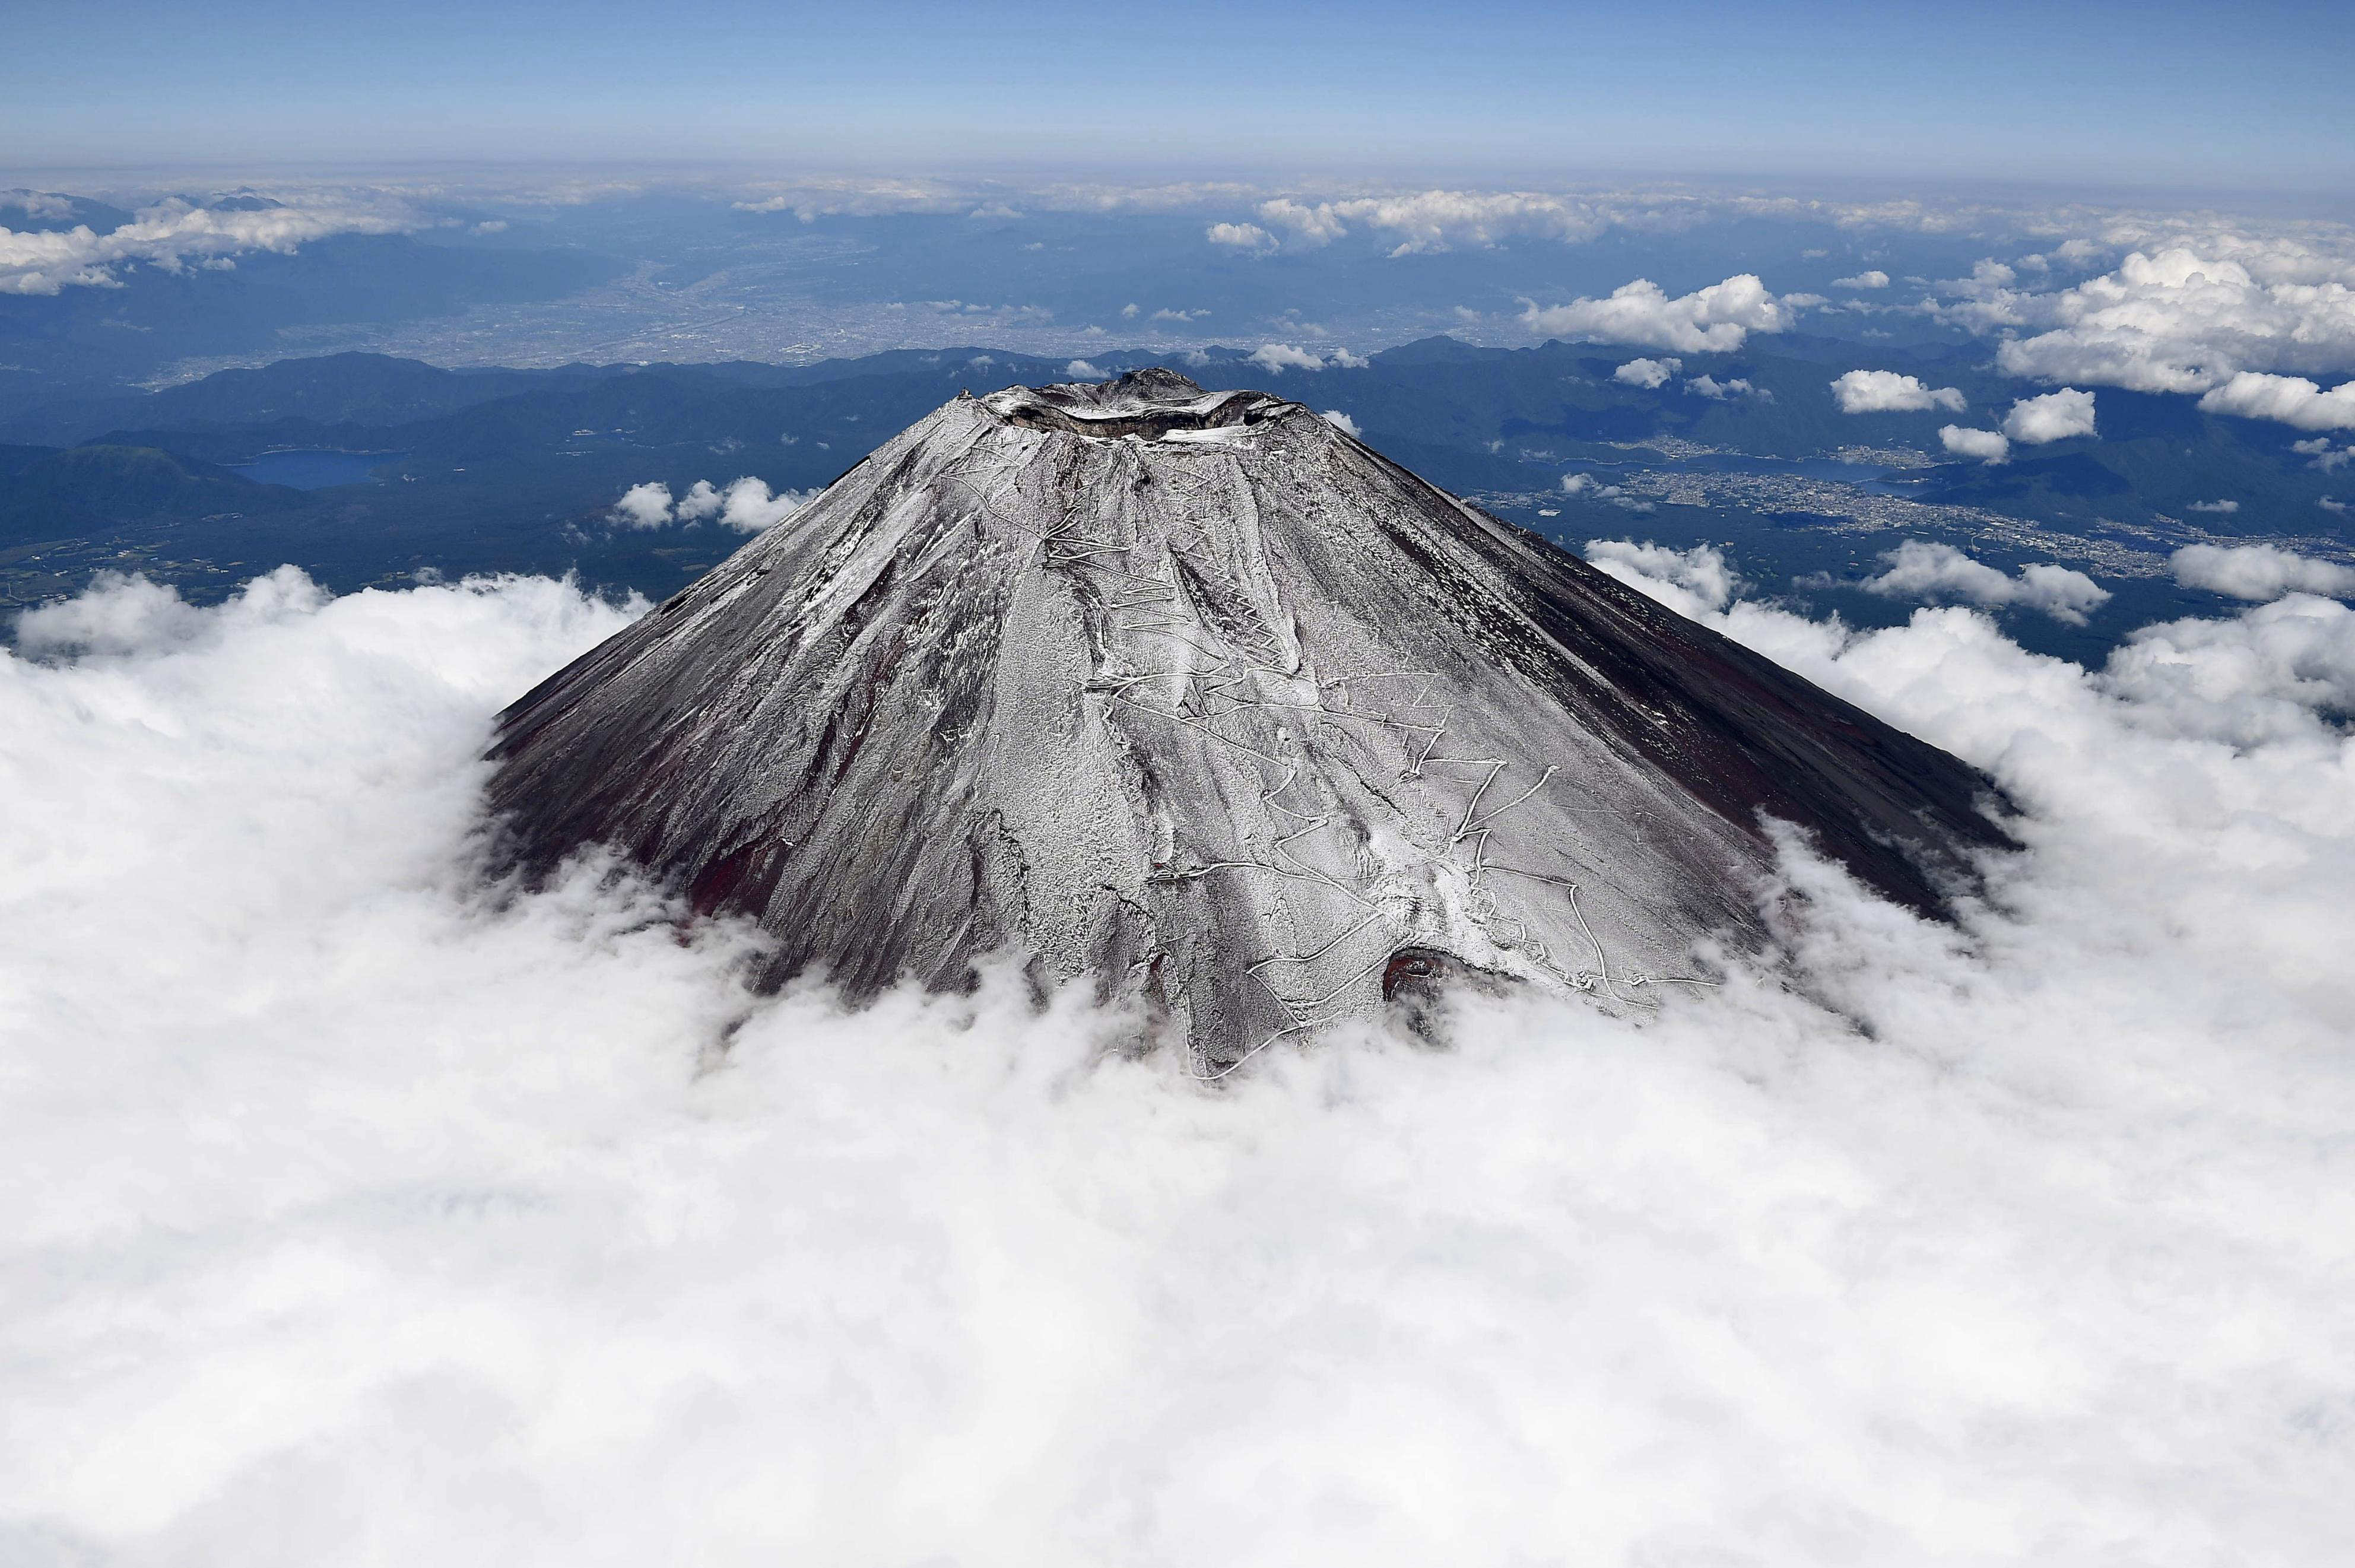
[1,564,2350,1564]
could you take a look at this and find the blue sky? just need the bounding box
[4,0,2350,189]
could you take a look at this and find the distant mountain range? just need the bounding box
[1,341,2344,661]
[0,237,621,414]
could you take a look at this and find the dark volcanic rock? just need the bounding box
[486,369,2010,1073]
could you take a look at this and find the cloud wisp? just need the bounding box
[1684,373,1767,402]
[1,564,2351,1563]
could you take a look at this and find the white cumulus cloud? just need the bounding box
[1246,343,1362,374]
[2003,387,2098,444]
[615,477,811,535]
[1832,269,1891,289]
[1830,369,1967,414]
[1254,197,1351,247]
[1613,357,1682,389]
[1321,410,1362,437]
[2101,592,2355,742]
[1860,540,2110,623]
[2197,372,2355,432]
[1521,274,1791,354]
[608,481,675,530]
[2170,544,2355,601]
[1205,221,1275,251]
[1583,539,1743,615]
[1247,343,1325,374]
[1940,258,2019,298]
[1993,243,2355,395]
[1940,426,2013,464]
[703,477,812,534]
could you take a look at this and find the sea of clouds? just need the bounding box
[3,557,2353,1564]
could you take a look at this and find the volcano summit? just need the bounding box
[487,369,2008,1073]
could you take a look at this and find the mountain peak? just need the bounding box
[487,375,2009,1074]
[1080,364,1208,400]
[980,365,1281,441]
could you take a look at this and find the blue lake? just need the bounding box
[228,450,402,489]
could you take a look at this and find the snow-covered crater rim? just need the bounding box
[975,369,1297,444]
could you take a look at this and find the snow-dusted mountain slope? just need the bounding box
[487,369,2008,1072]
